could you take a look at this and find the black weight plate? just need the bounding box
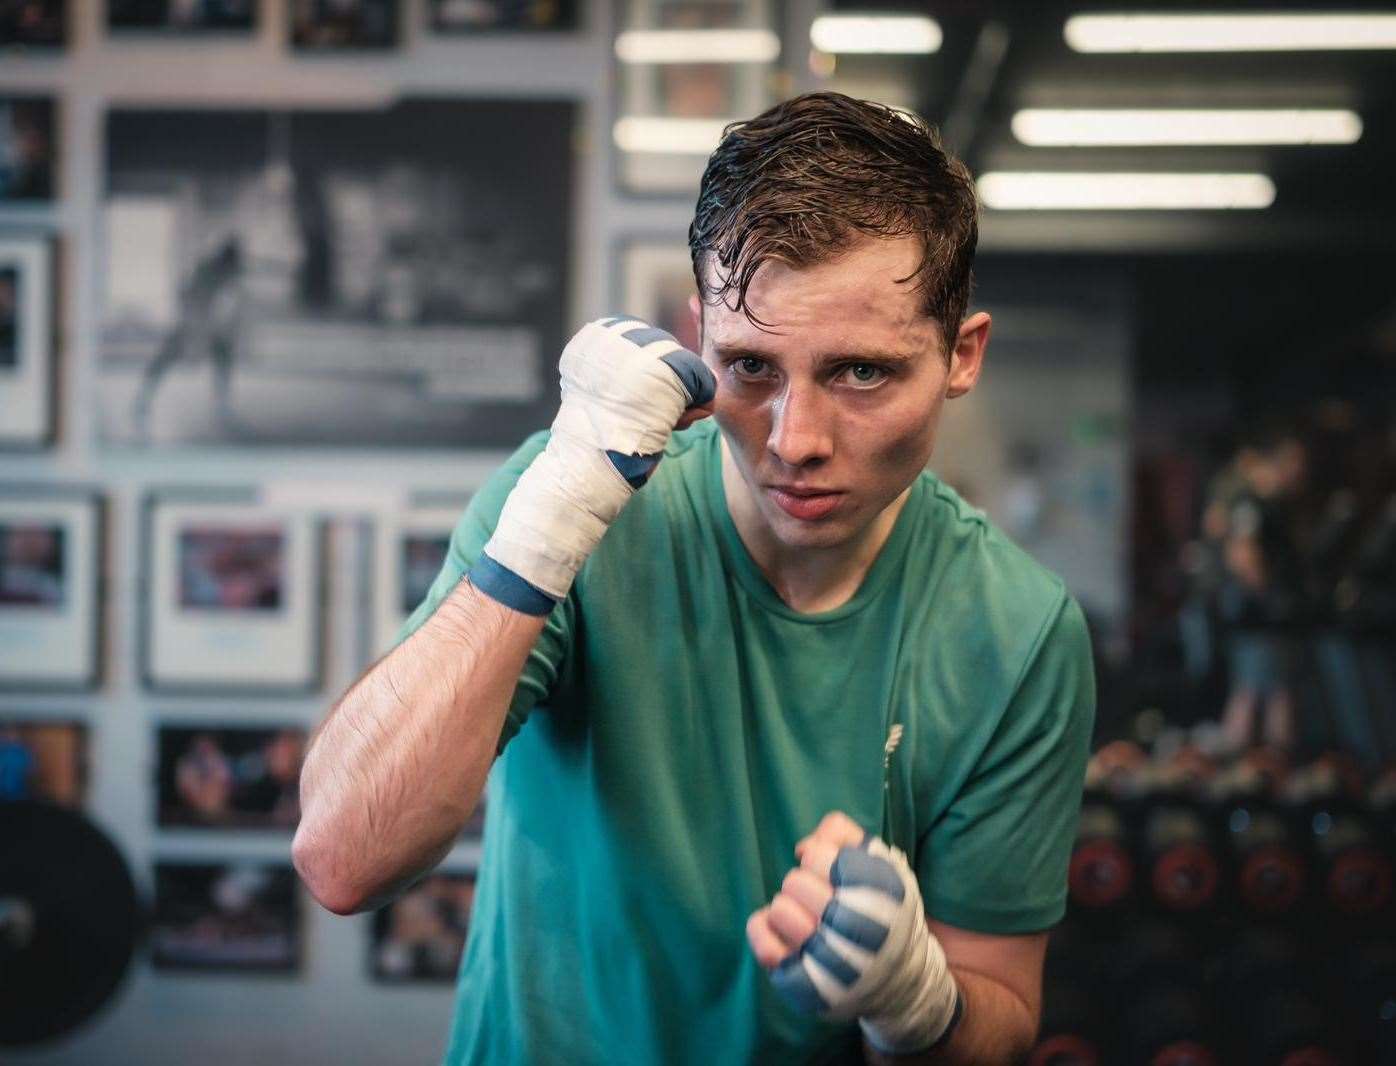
[0,800,141,1046]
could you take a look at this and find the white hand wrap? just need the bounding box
[771,836,962,1054]
[477,317,713,609]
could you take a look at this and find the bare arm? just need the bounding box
[292,577,544,915]
[863,923,1045,1066]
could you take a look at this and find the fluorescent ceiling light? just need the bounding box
[1065,13,1396,52]
[977,171,1276,210]
[614,116,731,155]
[809,15,941,54]
[1012,108,1363,146]
[614,28,780,64]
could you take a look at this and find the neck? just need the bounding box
[720,439,910,614]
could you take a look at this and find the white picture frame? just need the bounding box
[0,485,103,691]
[141,489,322,694]
[613,237,700,353]
[371,494,469,658]
[0,234,55,449]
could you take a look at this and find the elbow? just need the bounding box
[292,821,367,916]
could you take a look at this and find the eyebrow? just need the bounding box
[711,343,919,367]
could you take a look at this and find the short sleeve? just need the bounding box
[396,431,574,755]
[917,596,1095,934]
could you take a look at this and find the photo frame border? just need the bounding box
[153,718,308,832]
[609,232,698,334]
[0,231,58,452]
[149,859,303,975]
[0,482,105,692]
[364,489,472,664]
[139,486,325,697]
[610,0,781,200]
[367,864,478,984]
[287,0,401,51]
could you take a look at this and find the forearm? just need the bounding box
[864,967,1036,1066]
[293,577,544,914]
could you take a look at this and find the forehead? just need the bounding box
[701,234,940,356]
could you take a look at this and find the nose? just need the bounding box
[767,380,833,469]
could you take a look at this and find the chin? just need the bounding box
[761,502,866,551]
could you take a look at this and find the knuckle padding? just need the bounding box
[621,325,677,346]
[821,899,892,951]
[805,930,861,987]
[771,954,829,1013]
[830,846,907,900]
[660,349,716,407]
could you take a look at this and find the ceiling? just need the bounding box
[823,0,1396,253]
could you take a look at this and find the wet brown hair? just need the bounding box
[688,91,979,361]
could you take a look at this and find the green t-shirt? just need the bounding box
[401,419,1095,1066]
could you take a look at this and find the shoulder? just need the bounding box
[903,474,1084,718]
[912,472,1069,625]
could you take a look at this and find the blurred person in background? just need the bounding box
[1213,431,1308,755]
[131,235,247,442]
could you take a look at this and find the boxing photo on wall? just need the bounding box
[108,0,255,32]
[99,99,574,448]
[290,0,397,49]
[0,719,86,806]
[427,0,577,33]
[0,486,102,691]
[0,234,55,448]
[156,724,306,830]
[368,493,469,658]
[150,861,300,973]
[371,869,476,982]
[0,0,66,48]
[613,238,699,354]
[141,489,322,694]
[0,96,55,202]
[614,0,775,196]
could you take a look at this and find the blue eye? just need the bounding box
[843,363,887,387]
[733,357,767,377]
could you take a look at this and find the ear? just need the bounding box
[687,293,703,350]
[946,312,990,399]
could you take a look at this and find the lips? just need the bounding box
[767,487,845,521]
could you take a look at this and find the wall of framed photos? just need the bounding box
[0,2,818,1063]
[1,2,1129,1063]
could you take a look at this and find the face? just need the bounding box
[694,234,988,556]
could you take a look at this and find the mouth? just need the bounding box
[766,486,846,521]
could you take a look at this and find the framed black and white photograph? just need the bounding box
[370,494,467,657]
[290,0,397,49]
[0,718,87,806]
[613,238,698,353]
[614,0,775,195]
[0,486,102,691]
[0,0,66,48]
[0,234,56,449]
[141,489,322,693]
[0,96,55,202]
[428,0,577,33]
[370,869,476,983]
[100,100,574,448]
[156,724,305,829]
[150,862,301,973]
[108,0,256,32]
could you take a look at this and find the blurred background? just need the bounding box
[1,0,1395,1063]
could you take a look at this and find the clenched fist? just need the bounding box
[747,811,962,1055]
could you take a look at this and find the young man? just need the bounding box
[294,92,1095,1064]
